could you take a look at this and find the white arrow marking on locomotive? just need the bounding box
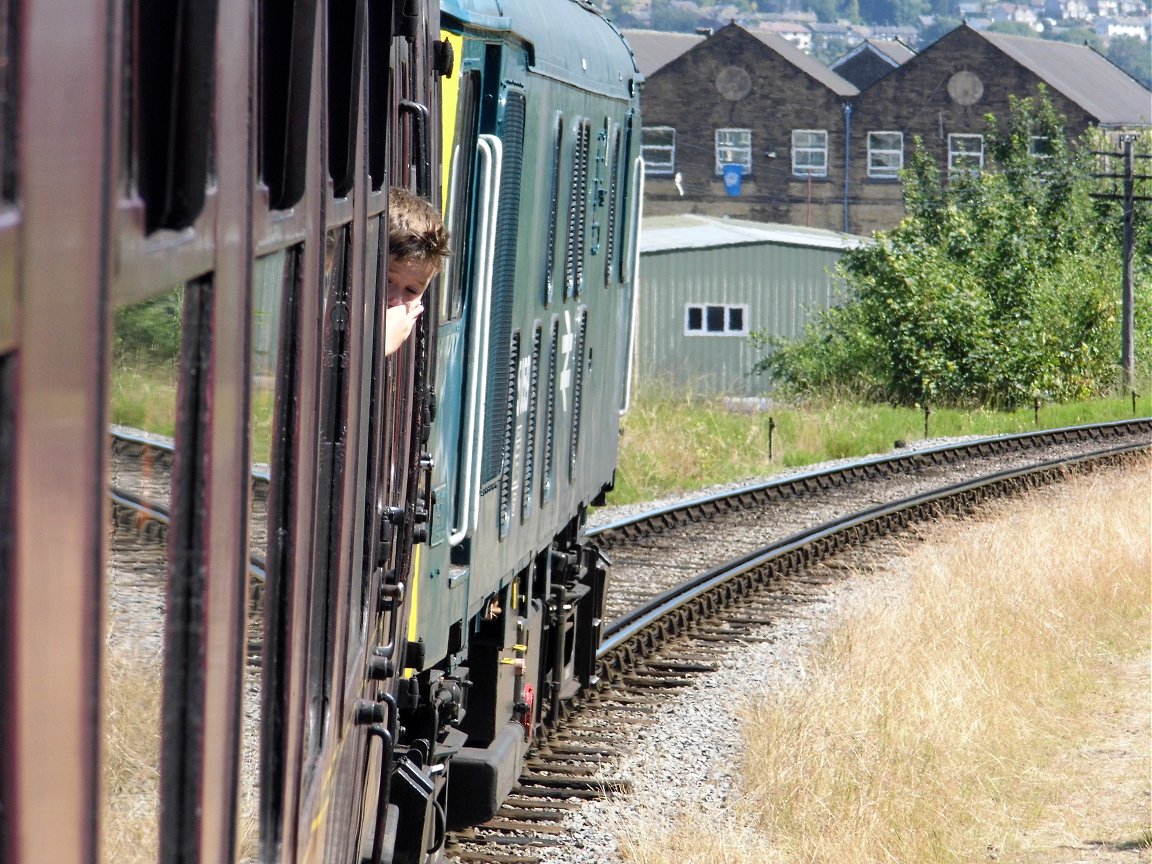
[559,309,574,413]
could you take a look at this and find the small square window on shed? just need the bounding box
[685,303,749,336]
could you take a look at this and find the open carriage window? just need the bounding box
[102,283,186,862]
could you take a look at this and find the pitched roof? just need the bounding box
[977,29,1152,125]
[831,38,915,72]
[620,29,705,76]
[868,38,917,64]
[745,29,859,96]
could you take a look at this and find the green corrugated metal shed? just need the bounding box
[636,214,867,396]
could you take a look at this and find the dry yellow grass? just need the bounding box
[103,650,163,863]
[616,461,1151,864]
[102,649,259,861]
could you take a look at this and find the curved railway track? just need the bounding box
[444,421,1151,863]
[104,421,1151,863]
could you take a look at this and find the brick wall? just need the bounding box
[641,23,1128,236]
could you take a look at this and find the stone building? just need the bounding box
[633,23,859,233]
[628,23,1152,235]
[847,25,1152,231]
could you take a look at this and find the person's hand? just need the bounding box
[384,300,424,356]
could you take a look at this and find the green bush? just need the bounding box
[753,91,1152,408]
[113,288,183,365]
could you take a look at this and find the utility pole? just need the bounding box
[1090,135,1150,391]
[1120,136,1135,389]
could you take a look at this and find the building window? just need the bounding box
[867,131,903,179]
[714,128,752,175]
[948,133,984,173]
[685,303,748,336]
[642,126,675,176]
[1029,135,1053,158]
[792,129,828,177]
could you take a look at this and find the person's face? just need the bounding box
[386,257,438,310]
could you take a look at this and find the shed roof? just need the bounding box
[975,29,1151,125]
[640,214,867,253]
[620,29,706,76]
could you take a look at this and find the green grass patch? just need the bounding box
[110,363,179,437]
[609,390,1152,505]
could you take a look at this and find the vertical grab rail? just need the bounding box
[450,134,501,546]
[621,156,644,416]
[398,99,431,197]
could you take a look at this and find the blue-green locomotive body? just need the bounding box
[402,0,643,830]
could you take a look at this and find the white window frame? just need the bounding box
[867,131,903,179]
[791,129,828,177]
[641,126,676,176]
[684,303,750,337]
[1029,135,1053,159]
[714,128,752,175]
[948,133,984,173]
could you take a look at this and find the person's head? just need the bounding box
[387,188,450,310]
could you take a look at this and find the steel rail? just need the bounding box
[596,439,1148,665]
[588,419,1152,543]
[110,484,268,582]
[110,427,272,493]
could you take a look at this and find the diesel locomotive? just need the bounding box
[0,0,641,863]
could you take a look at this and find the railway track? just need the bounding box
[104,421,1151,862]
[109,426,270,576]
[444,423,1151,864]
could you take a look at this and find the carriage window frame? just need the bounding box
[304,226,354,765]
[0,0,17,203]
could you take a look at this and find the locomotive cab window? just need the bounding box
[441,70,481,323]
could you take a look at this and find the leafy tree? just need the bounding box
[1045,26,1104,52]
[916,16,959,47]
[1106,35,1152,88]
[808,0,839,23]
[114,289,184,365]
[985,20,1038,37]
[838,0,862,21]
[649,0,708,31]
[751,91,1152,407]
[857,0,927,25]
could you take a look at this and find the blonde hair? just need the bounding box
[388,188,450,269]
